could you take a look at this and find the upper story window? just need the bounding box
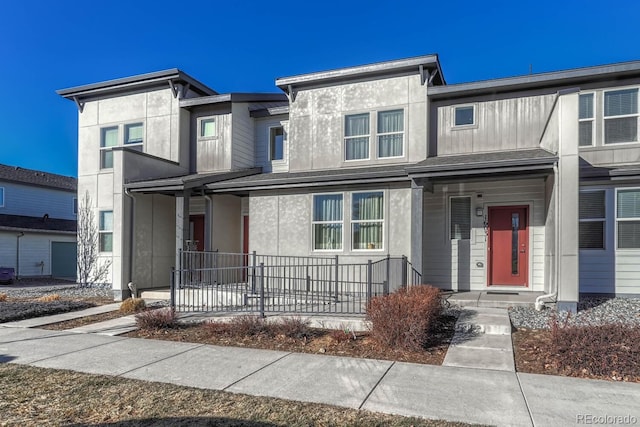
[579,93,594,147]
[125,123,144,149]
[0,187,4,207]
[100,127,118,169]
[453,105,475,127]
[579,190,605,249]
[312,194,343,250]
[450,196,471,240]
[604,88,638,144]
[99,210,113,252]
[378,110,404,158]
[352,192,384,250]
[617,188,640,249]
[269,126,284,161]
[200,118,217,138]
[345,114,370,161]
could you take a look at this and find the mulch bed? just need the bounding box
[0,300,96,323]
[126,314,457,365]
[40,310,125,330]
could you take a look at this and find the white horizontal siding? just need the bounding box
[0,182,76,220]
[0,231,76,277]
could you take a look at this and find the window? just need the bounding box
[617,189,640,249]
[579,93,594,147]
[0,187,4,207]
[269,126,284,161]
[579,191,605,249]
[352,192,383,250]
[99,210,113,252]
[201,118,217,138]
[124,123,144,151]
[100,127,118,169]
[454,106,475,127]
[73,198,78,215]
[312,194,343,250]
[378,110,404,158]
[345,113,370,160]
[450,197,471,240]
[604,89,638,144]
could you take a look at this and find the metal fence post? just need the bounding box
[385,254,391,296]
[251,251,257,293]
[367,260,373,303]
[259,262,265,318]
[334,255,339,303]
[402,255,408,287]
[170,268,176,309]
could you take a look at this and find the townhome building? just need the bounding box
[58,55,640,311]
[0,164,77,279]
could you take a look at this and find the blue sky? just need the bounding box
[1,0,638,177]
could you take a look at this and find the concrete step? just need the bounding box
[455,307,513,335]
[140,289,170,299]
[445,291,543,309]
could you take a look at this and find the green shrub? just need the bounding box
[366,285,442,352]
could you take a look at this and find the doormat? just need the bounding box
[486,291,520,295]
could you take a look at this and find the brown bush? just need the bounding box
[272,317,311,339]
[0,293,7,302]
[548,315,640,381]
[135,308,178,330]
[204,316,311,339]
[226,315,268,336]
[37,294,61,302]
[366,285,442,352]
[329,329,355,343]
[119,297,146,314]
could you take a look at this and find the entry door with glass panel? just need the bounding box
[487,206,529,286]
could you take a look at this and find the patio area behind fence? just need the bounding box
[170,251,422,315]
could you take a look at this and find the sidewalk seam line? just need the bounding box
[117,343,207,377]
[222,352,292,391]
[515,372,536,427]
[20,334,129,365]
[358,361,395,410]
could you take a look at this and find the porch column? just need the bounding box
[556,90,580,312]
[204,195,213,251]
[410,178,429,279]
[175,191,190,269]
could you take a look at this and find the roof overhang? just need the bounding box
[125,168,262,194]
[180,93,288,109]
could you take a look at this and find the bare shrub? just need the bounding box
[329,329,355,343]
[135,308,178,330]
[36,294,61,302]
[548,314,640,381]
[366,285,442,352]
[227,315,268,336]
[77,191,111,288]
[119,297,146,314]
[272,317,311,339]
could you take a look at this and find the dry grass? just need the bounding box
[119,297,146,314]
[0,293,7,302]
[40,310,124,330]
[36,294,61,302]
[0,364,476,427]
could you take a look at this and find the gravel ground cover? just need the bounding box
[0,300,96,323]
[509,296,640,329]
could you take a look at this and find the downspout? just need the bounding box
[535,161,559,310]
[16,232,24,280]
[124,188,136,297]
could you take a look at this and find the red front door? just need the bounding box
[189,215,205,251]
[488,206,528,286]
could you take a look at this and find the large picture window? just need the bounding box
[579,190,605,249]
[312,194,343,250]
[450,197,471,240]
[99,210,113,252]
[617,189,640,249]
[604,89,638,144]
[352,192,383,250]
[579,93,594,147]
[378,110,404,158]
[345,114,370,161]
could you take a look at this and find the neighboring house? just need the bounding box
[58,55,640,310]
[0,164,77,279]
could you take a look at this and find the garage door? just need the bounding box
[51,241,77,279]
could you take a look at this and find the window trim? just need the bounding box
[98,210,114,253]
[0,187,4,207]
[311,192,345,252]
[578,92,595,147]
[579,189,606,250]
[268,125,285,162]
[449,195,472,240]
[344,113,371,162]
[615,187,640,250]
[452,104,477,129]
[376,109,405,159]
[199,117,218,139]
[351,190,385,251]
[603,87,639,146]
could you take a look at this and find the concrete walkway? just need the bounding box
[1,324,639,426]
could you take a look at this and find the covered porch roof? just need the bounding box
[124,168,262,194]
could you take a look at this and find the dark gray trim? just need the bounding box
[250,106,290,118]
[0,227,76,235]
[126,168,262,193]
[410,164,555,179]
[57,69,216,100]
[112,146,181,166]
[180,93,288,108]
[428,60,640,99]
[275,54,444,90]
[207,176,411,193]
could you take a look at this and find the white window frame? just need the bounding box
[268,125,285,162]
[344,113,371,162]
[73,197,78,215]
[311,192,344,252]
[99,210,113,253]
[603,87,639,145]
[452,104,476,129]
[0,187,4,207]
[449,196,472,240]
[376,109,405,159]
[100,126,118,170]
[578,92,595,147]
[615,187,640,250]
[351,191,385,251]
[579,189,606,250]
[199,117,218,139]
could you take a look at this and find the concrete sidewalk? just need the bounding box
[1,325,638,426]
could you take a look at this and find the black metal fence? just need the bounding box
[171,251,422,315]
